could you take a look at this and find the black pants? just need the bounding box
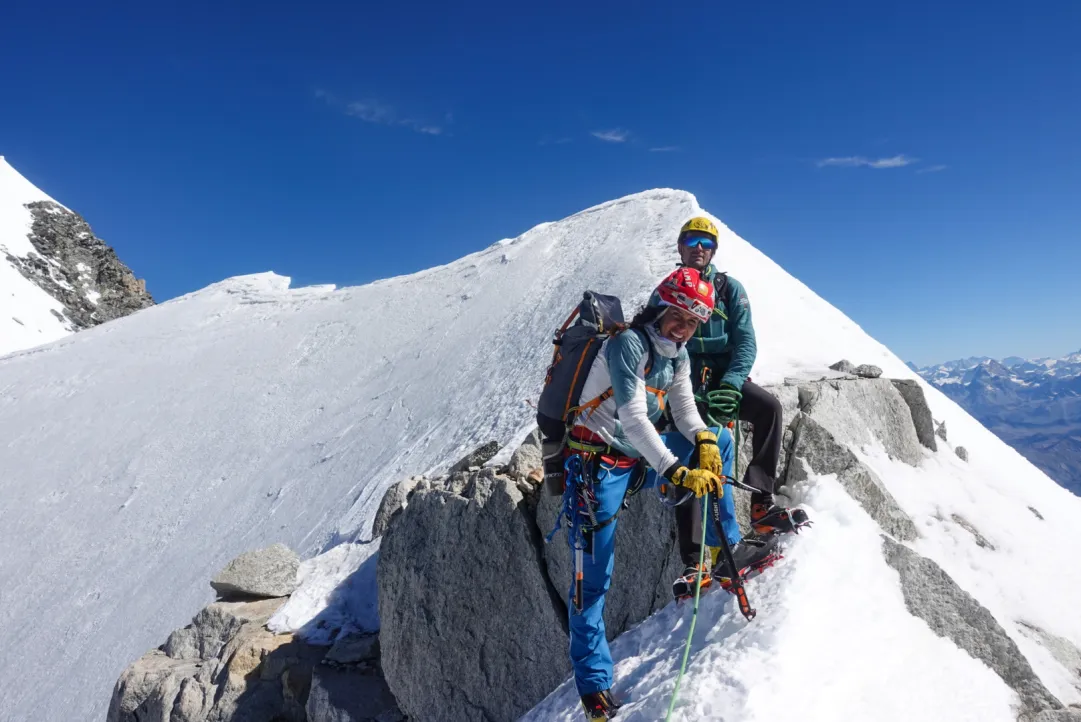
[677,379,783,565]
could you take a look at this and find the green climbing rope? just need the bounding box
[663,493,709,722]
[663,416,741,721]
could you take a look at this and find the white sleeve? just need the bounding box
[611,379,680,473]
[669,357,708,442]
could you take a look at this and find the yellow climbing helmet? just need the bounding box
[678,216,719,243]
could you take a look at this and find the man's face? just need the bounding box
[658,306,701,344]
[678,235,716,270]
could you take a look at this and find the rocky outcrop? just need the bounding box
[306,666,401,722]
[112,368,1066,722]
[734,376,922,541]
[881,536,1064,717]
[370,475,429,538]
[108,549,402,722]
[508,428,543,479]
[891,379,938,452]
[936,419,949,443]
[210,543,300,599]
[378,468,567,722]
[1017,621,1081,694]
[6,200,153,331]
[957,446,970,462]
[108,596,320,722]
[854,364,883,379]
[448,439,501,473]
[788,416,918,541]
[793,377,924,467]
[950,513,995,550]
[829,359,856,374]
[374,374,936,720]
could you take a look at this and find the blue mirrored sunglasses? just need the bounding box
[679,235,717,250]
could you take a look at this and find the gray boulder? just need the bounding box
[211,543,299,599]
[854,364,884,379]
[509,429,544,480]
[796,378,924,467]
[829,359,856,374]
[956,446,969,462]
[164,597,287,661]
[108,651,210,722]
[449,440,501,473]
[788,417,918,541]
[378,472,569,722]
[306,666,404,722]
[881,536,1062,715]
[324,631,380,668]
[890,379,938,451]
[370,476,430,538]
[109,596,325,722]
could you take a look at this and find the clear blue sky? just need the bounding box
[2,0,1078,365]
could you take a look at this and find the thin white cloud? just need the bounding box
[346,100,395,125]
[916,164,949,174]
[591,129,630,143]
[817,155,918,169]
[317,90,444,136]
[649,146,680,153]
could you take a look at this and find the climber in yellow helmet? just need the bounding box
[661,216,810,601]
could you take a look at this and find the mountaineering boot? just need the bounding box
[750,502,811,536]
[580,689,622,720]
[712,532,783,589]
[671,561,712,601]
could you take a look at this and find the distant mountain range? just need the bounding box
[914,351,1081,495]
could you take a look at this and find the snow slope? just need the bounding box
[0,156,73,356]
[1,189,1079,720]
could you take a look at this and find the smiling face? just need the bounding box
[658,306,701,344]
[678,236,716,270]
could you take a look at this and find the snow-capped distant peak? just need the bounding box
[0,157,153,358]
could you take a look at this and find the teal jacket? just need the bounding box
[668,264,757,390]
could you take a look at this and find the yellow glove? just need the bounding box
[695,430,724,477]
[665,464,724,499]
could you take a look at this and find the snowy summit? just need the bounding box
[0,189,1079,721]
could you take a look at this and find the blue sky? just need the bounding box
[2,0,1078,366]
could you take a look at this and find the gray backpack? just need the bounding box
[536,291,651,442]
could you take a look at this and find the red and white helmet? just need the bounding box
[652,268,714,322]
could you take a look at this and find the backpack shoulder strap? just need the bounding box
[712,272,729,320]
[630,327,655,376]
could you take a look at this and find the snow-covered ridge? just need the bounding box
[2,188,1080,720]
[0,157,153,358]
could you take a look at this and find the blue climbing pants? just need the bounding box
[567,426,738,695]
